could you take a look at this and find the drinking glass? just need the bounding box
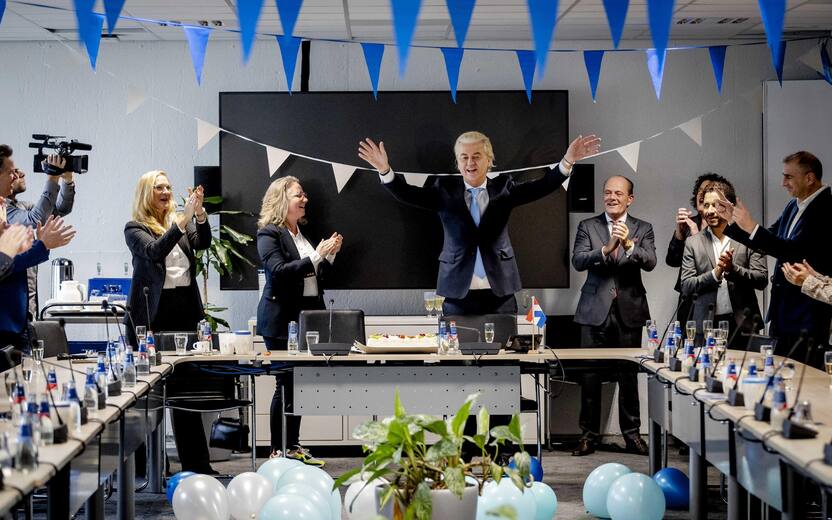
[305,331,319,354]
[434,294,445,315]
[423,292,435,318]
[719,321,730,341]
[135,326,147,343]
[825,351,832,388]
[702,320,713,338]
[686,321,697,341]
[174,333,188,355]
[484,323,495,343]
[32,341,44,364]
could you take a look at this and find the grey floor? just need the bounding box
[96,437,729,519]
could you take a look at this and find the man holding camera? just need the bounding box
[1,144,76,318]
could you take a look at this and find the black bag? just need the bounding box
[209,416,251,452]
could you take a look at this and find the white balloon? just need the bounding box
[274,483,331,520]
[344,479,385,520]
[227,472,274,520]
[256,457,304,493]
[530,482,558,520]
[172,474,230,520]
[477,479,535,520]
[330,489,342,520]
[275,465,334,499]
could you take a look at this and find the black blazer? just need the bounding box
[572,213,657,328]
[124,219,211,343]
[256,224,330,340]
[383,166,568,299]
[725,186,832,339]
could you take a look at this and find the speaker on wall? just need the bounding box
[567,163,595,213]
[194,166,221,212]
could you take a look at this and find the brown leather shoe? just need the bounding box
[572,437,596,456]
[624,434,649,455]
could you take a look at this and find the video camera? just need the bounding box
[28,134,91,175]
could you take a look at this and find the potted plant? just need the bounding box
[334,391,532,520]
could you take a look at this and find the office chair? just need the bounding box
[298,310,366,350]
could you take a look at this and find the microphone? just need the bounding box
[310,301,351,356]
[328,299,335,343]
[101,300,124,396]
[724,314,761,405]
[781,338,820,439]
[754,330,808,421]
[143,287,152,333]
[655,294,688,363]
[668,294,698,371]
[124,304,138,338]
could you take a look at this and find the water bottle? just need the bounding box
[287,321,299,355]
[47,368,58,393]
[27,400,41,446]
[448,321,459,354]
[146,331,158,365]
[96,354,109,399]
[83,368,98,410]
[437,321,448,354]
[770,381,789,430]
[682,339,695,369]
[647,321,659,351]
[38,396,54,446]
[664,335,675,364]
[136,339,150,375]
[66,382,82,433]
[123,348,137,388]
[673,321,682,345]
[198,319,212,344]
[14,414,38,472]
[763,346,775,377]
[723,358,738,392]
[700,351,711,383]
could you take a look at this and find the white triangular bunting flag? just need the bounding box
[266,146,291,177]
[617,142,640,173]
[679,116,702,147]
[126,83,146,114]
[403,173,428,187]
[331,163,356,193]
[798,46,823,74]
[197,119,221,150]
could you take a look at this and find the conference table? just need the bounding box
[4,346,832,520]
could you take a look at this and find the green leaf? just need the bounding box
[490,463,503,483]
[451,394,476,438]
[507,467,527,492]
[490,425,521,446]
[353,421,389,445]
[333,466,362,489]
[477,407,490,437]
[220,224,253,244]
[443,466,465,498]
[203,195,223,204]
[508,415,523,448]
[394,389,406,419]
[411,481,433,520]
[213,209,254,216]
[511,451,531,480]
[422,419,448,437]
[425,438,457,462]
[485,505,518,520]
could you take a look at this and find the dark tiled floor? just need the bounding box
[91,438,729,519]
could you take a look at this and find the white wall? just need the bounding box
[0,37,822,339]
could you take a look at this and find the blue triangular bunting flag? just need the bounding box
[183,26,211,85]
[237,0,265,63]
[773,40,786,85]
[275,0,303,38]
[758,0,786,76]
[103,0,126,34]
[821,43,832,85]
[526,0,559,74]
[516,50,536,103]
[446,0,476,48]
[73,1,104,70]
[390,0,422,75]
[646,0,675,75]
[0,0,6,26]
[441,47,464,103]
[708,45,727,94]
[583,50,604,102]
[361,42,385,99]
[277,35,302,93]
[602,0,629,49]
[646,48,667,100]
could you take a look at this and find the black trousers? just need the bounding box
[153,286,212,473]
[442,289,517,316]
[264,336,301,452]
[578,303,641,439]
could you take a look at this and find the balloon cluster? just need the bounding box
[168,457,342,520]
[582,463,689,519]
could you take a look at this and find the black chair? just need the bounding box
[298,310,366,350]
[441,314,517,346]
[30,321,70,358]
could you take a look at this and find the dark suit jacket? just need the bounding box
[680,229,768,329]
[256,224,330,340]
[383,166,568,299]
[124,220,211,342]
[572,213,657,328]
[725,187,832,339]
[0,242,49,334]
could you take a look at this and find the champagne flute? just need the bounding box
[718,321,730,341]
[435,294,445,317]
[686,320,697,341]
[484,323,495,343]
[423,292,435,318]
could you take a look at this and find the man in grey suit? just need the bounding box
[681,182,767,343]
[572,175,656,456]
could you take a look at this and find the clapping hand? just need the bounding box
[316,232,343,257]
[782,260,819,287]
[189,185,206,219]
[564,134,602,164]
[37,216,75,250]
[358,138,391,173]
[675,208,699,239]
[0,223,34,257]
[717,248,734,277]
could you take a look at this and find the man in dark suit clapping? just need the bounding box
[572,175,656,456]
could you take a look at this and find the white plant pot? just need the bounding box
[430,484,479,520]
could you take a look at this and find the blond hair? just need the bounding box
[258,176,304,229]
[454,131,495,167]
[132,170,175,236]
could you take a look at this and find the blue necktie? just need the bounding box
[468,188,487,279]
[779,201,798,239]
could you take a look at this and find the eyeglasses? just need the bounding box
[153,184,172,192]
[289,191,307,199]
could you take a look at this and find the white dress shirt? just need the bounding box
[706,229,733,315]
[750,185,829,239]
[379,162,572,290]
[163,244,191,289]
[288,227,335,297]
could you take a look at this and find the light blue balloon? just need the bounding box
[530,481,558,520]
[606,473,666,520]
[275,483,331,520]
[258,493,328,520]
[477,479,536,520]
[582,463,631,518]
[275,465,335,503]
[330,489,342,520]
[257,457,304,493]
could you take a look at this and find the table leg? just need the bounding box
[727,475,747,520]
[689,446,707,520]
[782,465,805,520]
[118,417,136,520]
[47,462,71,520]
[280,383,287,455]
[648,417,662,476]
[534,373,542,458]
[84,486,105,520]
[251,374,257,471]
[148,422,163,493]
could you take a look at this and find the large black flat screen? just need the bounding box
[219,91,570,290]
